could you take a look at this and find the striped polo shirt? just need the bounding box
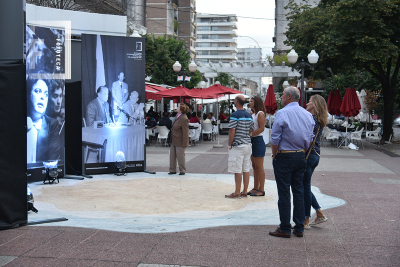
[229,110,254,147]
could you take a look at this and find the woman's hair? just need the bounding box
[310,95,328,128]
[179,103,189,114]
[192,112,197,117]
[251,96,266,115]
[203,114,208,120]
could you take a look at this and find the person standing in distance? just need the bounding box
[169,103,189,175]
[112,72,128,117]
[269,86,315,238]
[225,95,254,198]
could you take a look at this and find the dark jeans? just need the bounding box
[273,152,307,234]
[303,153,321,218]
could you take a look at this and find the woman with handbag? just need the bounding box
[304,95,328,229]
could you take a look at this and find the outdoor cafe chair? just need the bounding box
[366,127,382,146]
[350,127,364,149]
[201,122,213,141]
[156,126,169,147]
[324,127,340,147]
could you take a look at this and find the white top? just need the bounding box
[252,111,265,137]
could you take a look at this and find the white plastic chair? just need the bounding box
[325,127,340,147]
[366,127,381,146]
[350,127,364,149]
[156,126,169,147]
[189,123,200,145]
[201,123,213,141]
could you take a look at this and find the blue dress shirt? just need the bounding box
[271,102,315,151]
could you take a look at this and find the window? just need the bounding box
[201,18,210,22]
[202,26,210,31]
[202,35,209,39]
[211,35,219,39]
[201,59,208,63]
[202,51,210,55]
[210,51,218,55]
[211,27,219,31]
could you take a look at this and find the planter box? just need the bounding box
[307,81,317,88]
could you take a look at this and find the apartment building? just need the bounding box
[237,47,262,66]
[195,13,238,63]
[273,0,318,54]
[146,0,196,58]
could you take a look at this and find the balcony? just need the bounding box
[196,39,237,43]
[195,47,237,52]
[196,55,238,60]
[197,22,237,29]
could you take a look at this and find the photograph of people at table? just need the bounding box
[81,34,145,164]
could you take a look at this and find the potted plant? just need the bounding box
[307,76,320,88]
[287,77,298,86]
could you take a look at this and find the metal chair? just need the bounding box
[83,139,107,163]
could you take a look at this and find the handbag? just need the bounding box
[305,125,320,160]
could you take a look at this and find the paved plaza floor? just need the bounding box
[1,136,400,266]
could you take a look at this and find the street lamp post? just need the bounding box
[173,60,197,88]
[287,49,319,108]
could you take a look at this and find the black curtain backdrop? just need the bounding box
[81,34,97,121]
[65,81,82,175]
[0,63,27,229]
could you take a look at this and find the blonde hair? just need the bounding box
[179,103,189,114]
[310,95,328,128]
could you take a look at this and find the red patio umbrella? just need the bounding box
[340,88,353,117]
[327,91,334,115]
[264,84,277,115]
[155,85,200,103]
[331,89,343,116]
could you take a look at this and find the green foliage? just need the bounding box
[216,72,236,87]
[144,34,201,89]
[284,0,400,140]
[266,53,290,66]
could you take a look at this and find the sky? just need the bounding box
[196,0,276,60]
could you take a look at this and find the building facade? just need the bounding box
[237,47,262,66]
[273,0,318,54]
[195,13,238,63]
[146,0,196,58]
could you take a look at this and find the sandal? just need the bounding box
[225,192,241,199]
[250,190,265,197]
[240,192,247,198]
[247,188,258,195]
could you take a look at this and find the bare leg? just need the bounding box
[251,155,260,191]
[243,172,249,195]
[253,157,265,195]
[316,209,324,218]
[234,173,242,195]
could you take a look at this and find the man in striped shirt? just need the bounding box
[225,95,254,199]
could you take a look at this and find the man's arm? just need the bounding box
[271,144,278,159]
[86,102,95,126]
[228,128,235,149]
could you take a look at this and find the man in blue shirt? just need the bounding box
[269,86,315,238]
[225,95,254,198]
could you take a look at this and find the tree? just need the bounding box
[284,0,400,140]
[216,72,237,88]
[144,34,201,89]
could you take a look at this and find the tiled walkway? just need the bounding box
[1,137,399,266]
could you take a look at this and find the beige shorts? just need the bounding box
[228,144,252,173]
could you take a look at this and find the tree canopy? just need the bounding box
[144,34,201,89]
[284,0,400,140]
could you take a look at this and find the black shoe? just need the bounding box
[292,230,304,237]
[168,172,176,175]
[250,190,265,197]
[179,172,185,175]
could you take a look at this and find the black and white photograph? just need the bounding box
[81,34,145,164]
[26,25,65,167]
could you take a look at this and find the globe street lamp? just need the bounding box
[173,60,197,88]
[287,49,319,107]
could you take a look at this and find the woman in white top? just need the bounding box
[247,96,266,196]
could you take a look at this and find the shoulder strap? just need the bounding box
[306,125,320,160]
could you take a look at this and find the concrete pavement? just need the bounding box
[1,136,399,266]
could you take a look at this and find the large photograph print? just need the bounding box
[26,25,65,170]
[81,34,145,172]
